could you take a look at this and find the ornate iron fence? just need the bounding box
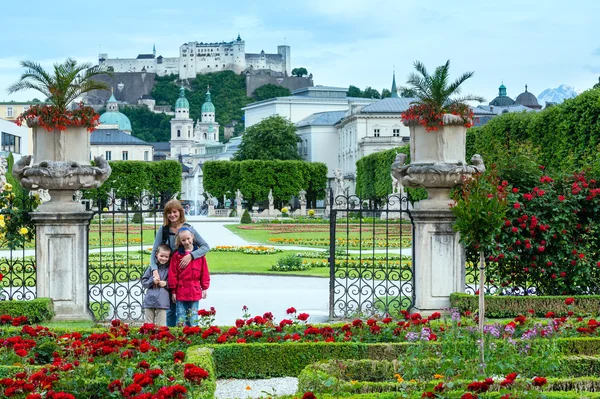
[0,194,37,300]
[329,190,414,318]
[86,190,171,321]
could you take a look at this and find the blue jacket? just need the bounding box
[141,264,170,310]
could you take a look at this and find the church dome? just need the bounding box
[515,85,541,109]
[201,88,215,113]
[99,111,132,132]
[489,83,515,107]
[99,93,132,132]
[175,86,189,109]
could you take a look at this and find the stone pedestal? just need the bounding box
[268,205,275,216]
[411,206,465,313]
[208,204,215,216]
[300,203,307,216]
[31,211,94,321]
[236,204,243,217]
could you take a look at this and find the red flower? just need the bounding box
[302,392,317,399]
[286,307,297,314]
[565,297,575,305]
[545,312,555,318]
[297,313,310,321]
[183,364,209,384]
[422,392,435,398]
[461,393,478,399]
[532,376,547,387]
[173,351,185,363]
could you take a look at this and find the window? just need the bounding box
[105,151,112,160]
[144,151,149,161]
[393,129,400,137]
[1,132,21,154]
[122,151,128,161]
[373,129,380,137]
[304,139,308,155]
[177,129,181,137]
[6,107,13,117]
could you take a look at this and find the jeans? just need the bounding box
[176,300,199,327]
[166,300,177,327]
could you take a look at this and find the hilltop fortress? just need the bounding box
[99,34,291,78]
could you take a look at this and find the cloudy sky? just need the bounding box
[2,0,599,102]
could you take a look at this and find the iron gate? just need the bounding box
[86,191,170,321]
[328,190,414,318]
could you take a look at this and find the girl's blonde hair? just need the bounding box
[175,228,194,248]
[163,199,186,227]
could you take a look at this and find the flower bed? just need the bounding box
[212,245,282,254]
[268,237,412,248]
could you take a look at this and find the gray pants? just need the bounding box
[144,308,167,326]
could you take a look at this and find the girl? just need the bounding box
[168,228,210,327]
[150,199,210,326]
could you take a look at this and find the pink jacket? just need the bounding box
[168,247,210,301]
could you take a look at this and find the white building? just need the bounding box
[0,117,30,161]
[99,35,290,78]
[92,94,153,161]
[295,96,413,193]
[242,86,378,129]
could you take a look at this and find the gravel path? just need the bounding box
[215,377,298,399]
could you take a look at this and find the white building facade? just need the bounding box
[0,117,30,161]
[243,86,377,129]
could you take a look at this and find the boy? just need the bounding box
[141,244,171,326]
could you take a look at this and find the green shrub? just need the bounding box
[0,298,54,323]
[270,254,306,271]
[450,293,600,317]
[240,209,252,224]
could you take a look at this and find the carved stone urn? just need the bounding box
[392,114,484,209]
[12,125,111,211]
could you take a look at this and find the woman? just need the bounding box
[149,199,210,327]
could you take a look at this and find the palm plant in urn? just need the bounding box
[393,60,486,207]
[7,58,112,210]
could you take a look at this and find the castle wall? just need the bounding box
[101,58,157,73]
[156,57,179,76]
[245,53,285,73]
[86,72,156,106]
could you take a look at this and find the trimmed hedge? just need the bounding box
[280,393,600,399]
[209,342,411,378]
[0,298,54,323]
[186,346,217,399]
[298,359,600,396]
[450,293,600,318]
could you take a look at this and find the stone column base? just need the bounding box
[411,207,465,312]
[31,211,94,321]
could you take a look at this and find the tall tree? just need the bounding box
[347,85,363,98]
[362,86,381,99]
[381,88,392,99]
[291,67,308,77]
[252,84,291,101]
[399,87,417,98]
[232,115,301,161]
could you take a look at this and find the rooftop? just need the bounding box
[91,129,151,146]
[360,97,418,113]
[296,111,347,128]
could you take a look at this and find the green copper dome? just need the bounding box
[201,88,215,113]
[175,86,189,109]
[99,94,132,131]
[99,111,132,132]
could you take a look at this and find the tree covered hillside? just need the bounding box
[152,71,254,139]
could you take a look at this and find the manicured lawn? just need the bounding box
[207,250,329,277]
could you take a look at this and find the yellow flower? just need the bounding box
[394,373,404,383]
[350,380,358,385]
[19,227,28,235]
[3,183,12,192]
[434,374,444,379]
[0,221,5,228]
[0,215,4,221]
[102,207,109,212]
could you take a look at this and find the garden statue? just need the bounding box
[298,189,307,205]
[236,189,243,206]
[334,168,345,197]
[268,189,274,207]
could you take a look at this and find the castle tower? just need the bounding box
[170,85,194,158]
[391,70,398,98]
[277,45,291,76]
